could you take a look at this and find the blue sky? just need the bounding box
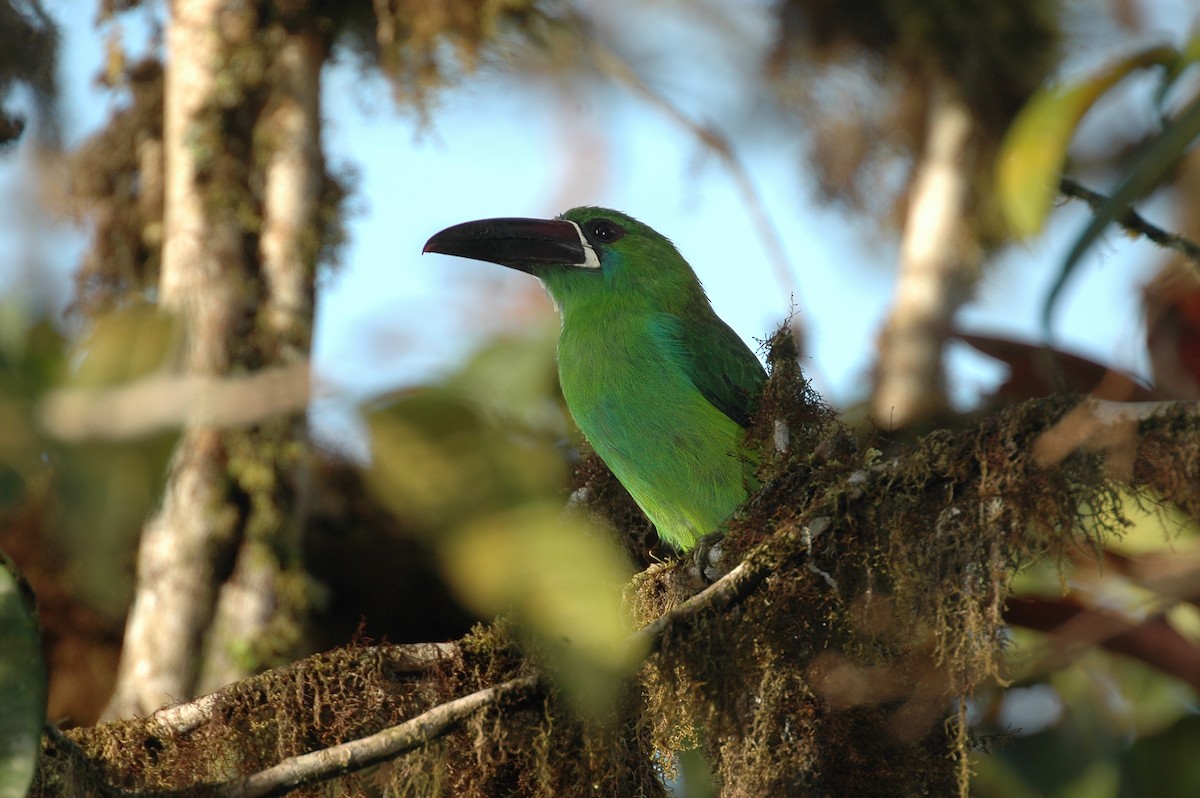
[4,1,1191,453]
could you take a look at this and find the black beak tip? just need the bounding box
[422,230,451,256]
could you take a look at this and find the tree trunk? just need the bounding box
[873,78,978,428]
[197,26,323,696]
[104,0,322,719]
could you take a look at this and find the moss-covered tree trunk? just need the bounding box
[103,0,325,719]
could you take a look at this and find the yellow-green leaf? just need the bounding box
[996,45,1179,238]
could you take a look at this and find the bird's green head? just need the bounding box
[424,207,708,315]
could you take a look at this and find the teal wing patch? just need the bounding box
[655,313,766,429]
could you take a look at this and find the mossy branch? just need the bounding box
[221,674,543,798]
[627,519,827,657]
[125,537,812,794]
[145,642,461,737]
[224,524,829,796]
[40,396,1200,797]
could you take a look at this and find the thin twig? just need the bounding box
[1059,177,1200,269]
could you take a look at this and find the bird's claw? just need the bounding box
[691,531,728,583]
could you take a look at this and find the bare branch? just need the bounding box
[38,363,311,442]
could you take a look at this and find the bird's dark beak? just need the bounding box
[423,218,589,273]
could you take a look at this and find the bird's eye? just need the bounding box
[588,219,626,244]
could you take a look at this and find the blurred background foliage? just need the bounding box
[972,496,1200,797]
[364,332,642,717]
[0,0,1198,795]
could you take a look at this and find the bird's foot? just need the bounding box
[691,531,729,584]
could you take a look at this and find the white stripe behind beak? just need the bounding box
[564,220,602,270]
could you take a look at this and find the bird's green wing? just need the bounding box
[654,313,767,429]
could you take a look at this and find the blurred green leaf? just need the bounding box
[1120,715,1200,798]
[0,306,179,615]
[446,501,638,716]
[366,390,565,529]
[996,45,1179,238]
[364,336,638,717]
[47,307,181,613]
[1184,35,1200,64]
[71,303,179,389]
[974,643,1198,798]
[51,434,176,615]
[0,553,46,798]
[1063,761,1119,798]
[0,315,66,512]
[444,326,565,435]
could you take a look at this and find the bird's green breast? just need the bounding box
[557,311,754,551]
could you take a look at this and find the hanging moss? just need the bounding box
[768,0,1061,240]
[614,327,1130,796]
[69,58,164,315]
[370,0,546,104]
[0,0,59,147]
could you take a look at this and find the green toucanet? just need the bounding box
[424,207,765,551]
